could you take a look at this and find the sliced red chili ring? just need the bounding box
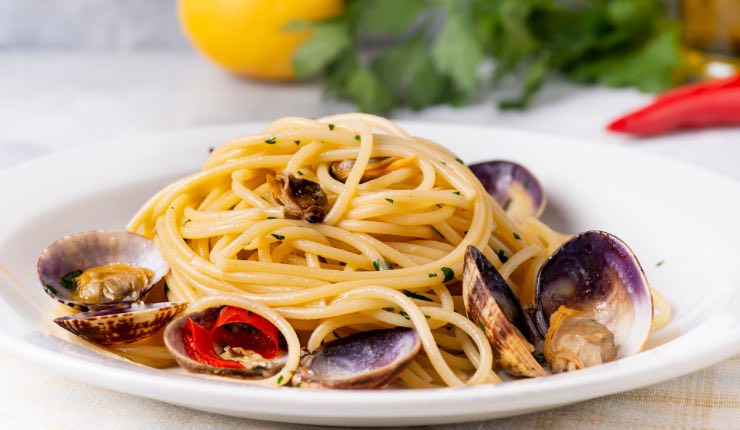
[181,306,282,368]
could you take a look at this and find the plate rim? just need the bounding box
[1,121,739,424]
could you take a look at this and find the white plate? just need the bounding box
[0,123,738,427]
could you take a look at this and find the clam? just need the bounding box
[54,302,186,345]
[463,246,547,377]
[535,231,653,372]
[330,156,416,183]
[293,328,421,389]
[266,173,329,223]
[469,160,545,219]
[38,231,169,311]
[164,305,287,379]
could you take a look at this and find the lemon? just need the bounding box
[178,0,345,80]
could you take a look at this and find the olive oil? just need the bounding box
[681,0,740,78]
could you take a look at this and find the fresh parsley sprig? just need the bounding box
[292,0,681,113]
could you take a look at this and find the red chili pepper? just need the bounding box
[181,306,281,368]
[211,306,280,359]
[607,75,740,136]
[182,318,243,369]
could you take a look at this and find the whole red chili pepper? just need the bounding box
[607,75,740,136]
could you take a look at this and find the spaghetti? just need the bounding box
[118,113,668,387]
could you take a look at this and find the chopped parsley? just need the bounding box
[44,284,57,295]
[328,123,335,130]
[428,272,438,278]
[61,270,82,291]
[441,267,455,282]
[183,219,192,226]
[294,140,301,146]
[163,283,170,298]
[403,290,433,302]
[436,203,443,208]
[440,161,447,166]
[247,310,252,316]
[424,314,431,319]
[398,310,411,320]
[354,134,361,141]
[382,307,395,312]
[452,191,461,195]
[534,352,547,365]
[295,381,302,388]
[385,198,394,204]
[277,375,284,384]
[455,158,464,164]
[271,233,285,241]
[332,330,341,339]
[430,226,445,238]
[266,216,277,220]
[373,259,380,271]
[297,170,304,176]
[478,320,485,332]
[384,260,393,270]
[656,260,665,267]
[265,137,277,144]
[513,232,521,240]
[496,249,509,263]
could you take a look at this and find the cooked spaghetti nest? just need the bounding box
[124,113,650,387]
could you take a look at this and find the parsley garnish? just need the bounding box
[297,170,304,176]
[295,381,302,388]
[384,260,393,270]
[265,137,277,144]
[271,233,285,241]
[382,307,395,312]
[294,140,301,146]
[534,352,547,365]
[332,330,341,338]
[656,260,665,267]
[354,134,361,141]
[267,216,277,220]
[398,310,411,320]
[478,320,485,332]
[441,267,455,282]
[424,314,431,319]
[183,219,192,226]
[403,290,433,302]
[61,270,82,291]
[455,158,464,164]
[430,226,444,238]
[513,232,521,240]
[436,203,443,208]
[452,191,461,195]
[373,259,380,271]
[277,375,284,384]
[440,161,447,166]
[385,198,394,204]
[247,310,252,316]
[44,284,57,295]
[328,123,335,130]
[496,249,509,263]
[428,272,438,278]
[163,283,170,298]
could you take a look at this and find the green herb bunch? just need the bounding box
[292,0,682,113]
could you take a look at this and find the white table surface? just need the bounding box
[1,52,738,429]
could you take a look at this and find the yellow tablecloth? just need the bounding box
[1,352,737,429]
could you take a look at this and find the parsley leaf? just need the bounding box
[403,289,433,302]
[441,267,455,283]
[292,21,351,79]
[61,270,82,291]
[271,233,285,241]
[431,7,483,97]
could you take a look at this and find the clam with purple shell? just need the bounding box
[38,230,184,345]
[469,160,546,220]
[462,230,653,377]
[536,230,653,372]
[292,327,421,389]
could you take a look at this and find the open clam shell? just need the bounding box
[164,306,287,379]
[469,160,545,219]
[463,246,547,377]
[54,302,186,345]
[293,328,421,389]
[38,231,169,311]
[535,230,653,358]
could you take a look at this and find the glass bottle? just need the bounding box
[681,0,740,79]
